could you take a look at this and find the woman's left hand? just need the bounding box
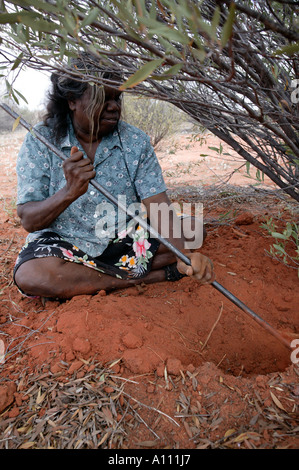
[176,252,215,285]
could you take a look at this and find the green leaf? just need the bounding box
[275,42,299,56]
[12,116,21,132]
[61,12,77,35]
[111,0,136,27]
[26,15,55,33]
[119,58,164,89]
[5,79,12,93]
[0,12,19,24]
[256,169,264,182]
[7,0,58,14]
[211,6,221,40]
[133,0,147,17]
[284,223,293,238]
[221,3,236,47]
[59,38,67,60]
[152,63,183,79]
[208,146,220,153]
[11,52,23,71]
[273,244,286,253]
[271,232,288,240]
[139,16,190,44]
[0,11,57,33]
[80,7,100,28]
[109,0,141,40]
[191,47,206,63]
[157,37,183,59]
[14,88,28,105]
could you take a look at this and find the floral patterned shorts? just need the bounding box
[13,222,160,296]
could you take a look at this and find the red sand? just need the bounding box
[0,129,298,449]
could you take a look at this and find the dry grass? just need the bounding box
[1,358,298,449]
[0,359,172,449]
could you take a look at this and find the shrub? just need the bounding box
[262,216,299,276]
[122,95,186,148]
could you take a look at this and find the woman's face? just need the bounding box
[68,85,122,141]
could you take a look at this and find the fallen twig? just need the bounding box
[111,386,180,427]
[201,302,224,351]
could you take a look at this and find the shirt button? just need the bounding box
[90,191,95,195]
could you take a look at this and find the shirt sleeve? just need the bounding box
[16,129,51,205]
[133,136,167,200]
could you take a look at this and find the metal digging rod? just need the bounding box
[1,102,292,351]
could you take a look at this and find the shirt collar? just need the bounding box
[60,115,123,151]
[59,115,73,149]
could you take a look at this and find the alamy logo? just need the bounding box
[291,79,299,104]
[0,340,5,364]
[94,196,204,249]
[291,339,299,365]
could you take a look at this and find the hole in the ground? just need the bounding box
[192,323,293,377]
[200,343,292,377]
[23,290,295,379]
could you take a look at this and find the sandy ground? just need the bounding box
[0,128,298,450]
[156,132,276,189]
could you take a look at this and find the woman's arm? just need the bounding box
[17,187,76,232]
[18,146,96,233]
[142,191,214,284]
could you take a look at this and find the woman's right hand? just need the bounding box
[63,146,96,200]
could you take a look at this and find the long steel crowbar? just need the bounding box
[1,102,292,351]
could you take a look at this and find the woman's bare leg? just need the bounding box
[14,217,206,299]
[14,247,175,299]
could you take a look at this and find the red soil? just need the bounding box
[0,129,298,449]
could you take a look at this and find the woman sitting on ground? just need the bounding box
[13,56,214,299]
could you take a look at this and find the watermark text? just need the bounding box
[291,338,299,364]
[0,340,5,364]
[94,196,204,249]
[291,79,299,104]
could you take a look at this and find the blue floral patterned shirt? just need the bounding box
[16,119,167,257]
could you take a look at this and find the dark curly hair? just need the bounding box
[43,55,122,143]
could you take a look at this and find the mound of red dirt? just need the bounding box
[3,214,297,377]
[0,130,298,448]
[1,207,298,449]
